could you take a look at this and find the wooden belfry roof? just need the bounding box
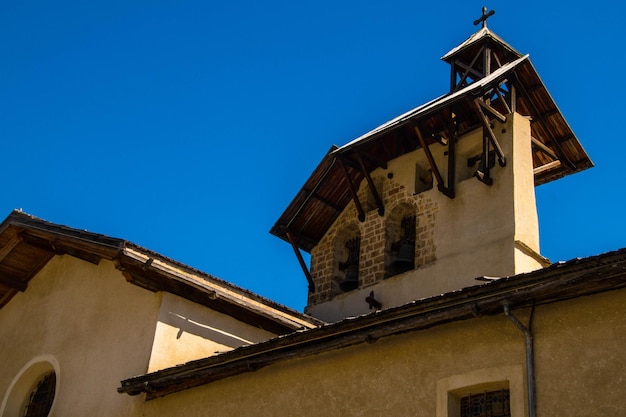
[271,24,592,254]
[0,210,320,333]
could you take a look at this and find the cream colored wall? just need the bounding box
[148,292,277,372]
[0,256,159,417]
[308,113,543,321]
[138,287,626,417]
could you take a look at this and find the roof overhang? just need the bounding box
[0,211,321,333]
[271,55,592,252]
[119,247,626,399]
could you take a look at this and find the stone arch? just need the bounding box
[385,201,417,278]
[1,355,59,417]
[333,222,362,293]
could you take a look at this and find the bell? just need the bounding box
[388,242,415,276]
[339,264,359,292]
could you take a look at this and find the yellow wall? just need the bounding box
[308,113,543,321]
[0,256,159,417]
[140,287,626,417]
[148,292,277,372]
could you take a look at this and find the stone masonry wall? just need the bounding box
[308,174,438,306]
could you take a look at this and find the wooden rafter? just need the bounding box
[285,155,338,231]
[533,160,562,176]
[476,97,507,123]
[0,274,27,292]
[355,149,388,171]
[302,188,344,212]
[0,234,22,262]
[531,137,558,161]
[511,72,576,170]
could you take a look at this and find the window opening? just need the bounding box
[415,164,433,194]
[23,371,56,417]
[460,389,510,417]
[386,215,416,277]
[338,237,360,292]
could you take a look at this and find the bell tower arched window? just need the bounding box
[334,224,361,293]
[385,203,417,278]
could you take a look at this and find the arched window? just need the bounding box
[1,357,58,417]
[23,372,56,417]
[334,224,361,293]
[385,203,417,278]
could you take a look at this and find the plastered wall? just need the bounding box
[0,256,159,417]
[307,113,543,321]
[148,292,277,372]
[139,287,626,417]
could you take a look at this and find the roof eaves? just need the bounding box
[118,247,626,399]
[121,244,322,330]
[0,210,321,330]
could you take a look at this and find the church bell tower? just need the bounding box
[271,10,592,322]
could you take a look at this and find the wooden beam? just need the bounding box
[0,234,23,263]
[355,153,384,217]
[0,274,27,292]
[511,73,576,170]
[473,99,506,167]
[494,84,511,115]
[533,160,561,176]
[286,231,315,293]
[413,125,454,198]
[531,137,558,160]
[355,149,387,170]
[302,188,343,212]
[445,121,457,198]
[337,157,366,222]
[476,97,507,123]
[453,48,484,91]
[510,84,517,113]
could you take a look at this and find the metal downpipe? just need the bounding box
[503,302,536,417]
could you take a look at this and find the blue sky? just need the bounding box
[1,0,624,311]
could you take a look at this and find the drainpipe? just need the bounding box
[503,302,536,417]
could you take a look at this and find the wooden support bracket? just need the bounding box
[286,231,315,293]
[476,95,507,123]
[413,125,455,199]
[337,157,366,222]
[355,153,384,217]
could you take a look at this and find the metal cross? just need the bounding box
[473,6,495,28]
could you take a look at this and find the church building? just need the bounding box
[1,10,624,417]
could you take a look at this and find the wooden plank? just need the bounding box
[533,160,561,176]
[477,97,507,123]
[473,99,506,166]
[0,274,27,292]
[0,234,22,263]
[531,137,558,160]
